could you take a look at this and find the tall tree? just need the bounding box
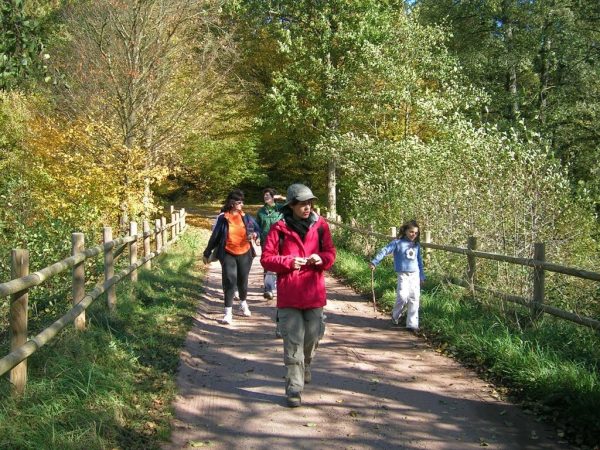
[233,0,474,215]
[52,0,230,221]
[416,0,600,212]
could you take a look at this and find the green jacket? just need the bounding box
[256,203,284,242]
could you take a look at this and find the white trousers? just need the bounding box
[392,271,421,329]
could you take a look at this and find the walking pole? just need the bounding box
[370,268,377,314]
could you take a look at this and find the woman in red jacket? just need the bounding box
[260,183,336,407]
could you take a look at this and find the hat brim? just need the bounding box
[284,194,317,206]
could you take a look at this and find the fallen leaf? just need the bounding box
[530,431,539,440]
[305,423,317,427]
[349,410,359,417]
[188,440,211,447]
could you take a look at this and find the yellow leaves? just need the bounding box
[14,114,161,228]
[188,441,212,448]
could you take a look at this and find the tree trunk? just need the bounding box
[539,28,551,125]
[502,1,519,121]
[327,157,337,218]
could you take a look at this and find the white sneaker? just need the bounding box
[221,307,233,324]
[240,301,251,317]
[221,313,232,324]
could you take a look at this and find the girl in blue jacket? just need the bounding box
[369,219,425,331]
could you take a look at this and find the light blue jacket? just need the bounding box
[371,238,425,281]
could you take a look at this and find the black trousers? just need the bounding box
[221,249,253,307]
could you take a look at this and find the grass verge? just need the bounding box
[0,227,209,450]
[332,246,600,449]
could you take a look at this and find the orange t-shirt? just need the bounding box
[225,212,251,255]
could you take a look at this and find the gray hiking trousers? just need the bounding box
[278,307,325,395]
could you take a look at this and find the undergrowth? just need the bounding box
[0,227,208,450]
[332,245,600,449]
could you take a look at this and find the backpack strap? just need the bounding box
[317,225,324,252]
[278,230,285,254]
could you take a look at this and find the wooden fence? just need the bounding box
[326,217,600,332]
[0,206,187,394]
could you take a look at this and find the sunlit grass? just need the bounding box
[332,243,600,447]
[0,228,208,449]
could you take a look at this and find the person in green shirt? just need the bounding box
[256,188,286,300]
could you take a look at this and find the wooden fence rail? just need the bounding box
[326,217,600,332]
[1,207,187,393]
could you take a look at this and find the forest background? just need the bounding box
[1,0,599,342]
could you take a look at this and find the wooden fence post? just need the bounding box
[467,236,478,298]
[171,207,177,239]
[129,222,138,283]
[424,231,432,266]
[10,249,29,394]
[181,208,186,230]
[175,211,180,238]
[161,216,167,247]
[143,220,151,270]
[103,227,116,312]
[72,233,86,331]
[155,219,162,254]
[532,242,545,320]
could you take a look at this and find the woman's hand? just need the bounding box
[293,257,308,270]
[369,263,376,271]
[306,254,322,266]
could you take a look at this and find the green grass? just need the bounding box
[332,246,600,448]
[0,227,209,450]
[2,229,598,448]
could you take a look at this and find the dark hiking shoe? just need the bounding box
[263,291,274,300]
[287,392,302,408]
[304,367,311,384]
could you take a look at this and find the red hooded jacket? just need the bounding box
[260,214,336,309]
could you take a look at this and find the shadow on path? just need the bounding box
[163,254,567,450]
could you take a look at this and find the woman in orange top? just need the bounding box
[203,189,260,324]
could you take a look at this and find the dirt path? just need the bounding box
[163,253,567,450]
